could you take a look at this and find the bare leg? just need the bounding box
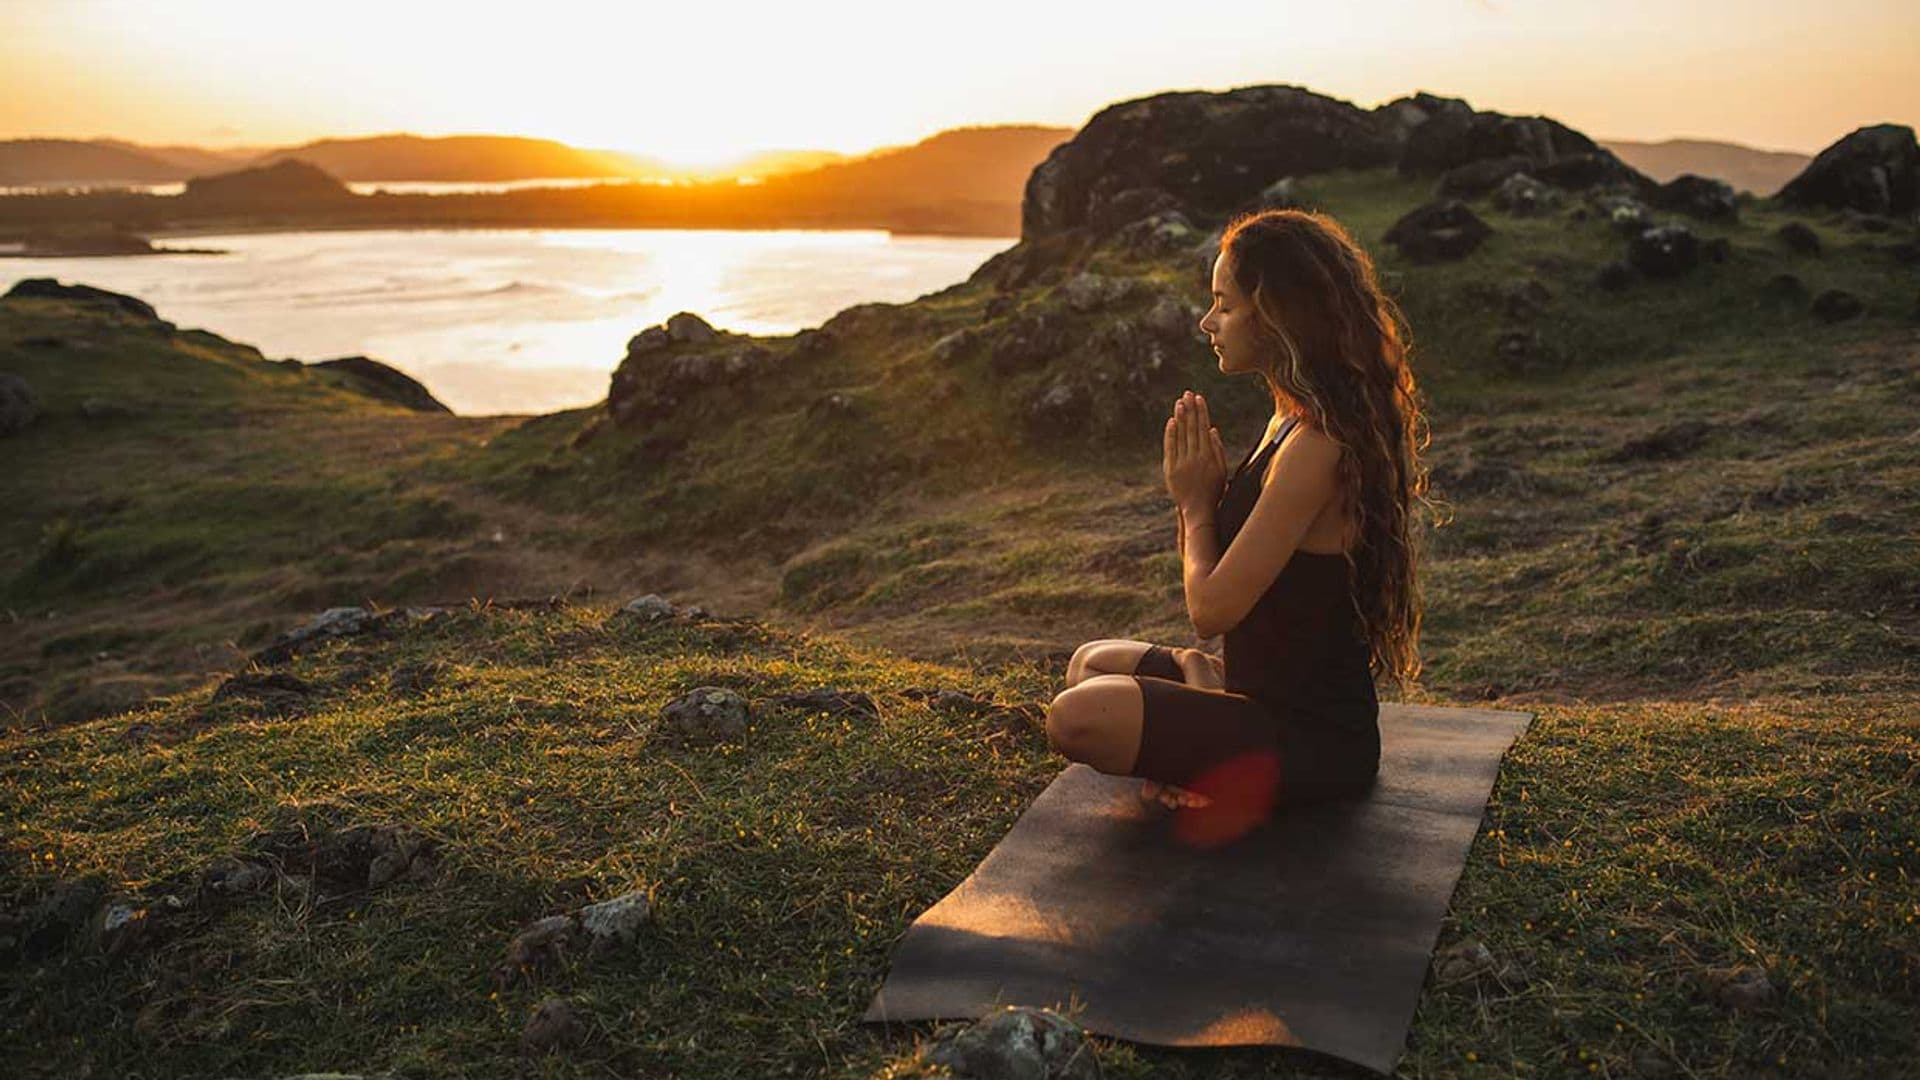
[1063,641,1215,809]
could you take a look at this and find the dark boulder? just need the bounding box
[0,372,36,436]
[1022,85,1400,241]
[1775,124,1918,216]
[1383,200,1493,262]
[1490,173,1558,216]
[1651,174,1739,221]
[1811,289,1864,324]
[1775,221,1822,255]
[1436,155,1533,199]
[4,278,161,321]
[607,312,778,426]
[1379,91,1653,193]
[1595,261,1635,291]
[1627,224,1701,279]
[309,356,451,413]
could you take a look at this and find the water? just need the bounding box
[1,227,1014,414]
[0,177,706,196]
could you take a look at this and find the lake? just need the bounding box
[0,227,1015,414]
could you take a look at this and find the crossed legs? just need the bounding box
[1046,639,1213,809]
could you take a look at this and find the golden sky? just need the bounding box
[3,0,1915,162]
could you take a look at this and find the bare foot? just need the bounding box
[1138,779,1213,809]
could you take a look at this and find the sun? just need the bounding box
[649,145,754,174]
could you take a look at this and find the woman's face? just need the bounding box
[1198,251,1263,377]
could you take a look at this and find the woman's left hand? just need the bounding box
[1163,390,1227,515]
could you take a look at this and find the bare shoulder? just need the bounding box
[1261,418,1342,485]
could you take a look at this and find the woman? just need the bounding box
[1042,207,1436,826]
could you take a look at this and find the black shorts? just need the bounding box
[1127,645,1378,806]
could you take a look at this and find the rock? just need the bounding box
[1595,261,1635,291]
[805,391,857,420]
[307,356,451,413]
[1811,289,1865,324]
[1706,965,1775,1011]
[930,326,985,365]
[1502,278,1553,320]
[1775,123,1918,215]
[1606,420,1713,463]
[1029,379,1089,431]
[521,998,583,1054]
[926,1005,1102,1080]
[200,858,276,898]
[989,310,1072,375]
[665,311,718,343]
[252,606,384,665]
[1058,273,1132,313]
[608,338,776,425]
[613,594,677,624]
[661,686,750,744]
[1022,85,1399,243]
[1384,92,1651,195]
[625,326,671,358]
[1383,200,1493,262]
[91,902,150,957]
[1776,221,1821,255]
[1589,192,1653,235]
[575,889,652,957]
[1760,273,1808,306]
[0,372,36,436]
[1651,174,1739,221]
[1248,176,1309,211]
[1434,938,1497,981]
[788,326,838,364]
[1493,328,1547,371]
[210,671,314,715]
[1627,224,1701,279]
[497,914,582,986]
[776,687,880,720]
[1436,155,1533,199]
[1141,295,1201,343]
[4,278,162,321]
[1490,172,1558,216]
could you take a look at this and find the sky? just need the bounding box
[2,0,1914,163]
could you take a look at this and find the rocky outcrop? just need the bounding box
[1019,85,1400,242]
[1377,91,1652,194]
[1775,124,1918,216]
[1383,200,1493,262]
[1649,174,1739,222]
[4,277,163,321]
[606,311,782,426]
[309,355,452,413]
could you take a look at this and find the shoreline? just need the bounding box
[137,220,1020,243]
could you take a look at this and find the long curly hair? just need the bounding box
[1219,208,1448,693]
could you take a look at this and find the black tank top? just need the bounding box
[1213,416,1380,731]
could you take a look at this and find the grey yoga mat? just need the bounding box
[861,703,1534,1076]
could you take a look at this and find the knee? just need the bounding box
[1064,639,1119,686]
[1044,686,1096,755]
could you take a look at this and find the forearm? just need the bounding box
[1179,505,1220,635]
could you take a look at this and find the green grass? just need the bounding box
[3,161,1919,1076]
[2,607,1914,1077]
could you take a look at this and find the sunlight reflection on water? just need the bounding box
[1,226,1014,415]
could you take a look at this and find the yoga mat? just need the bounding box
[861,703,1533,1076]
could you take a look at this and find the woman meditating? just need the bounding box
[1043,207,1434,822]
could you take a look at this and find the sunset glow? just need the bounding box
[3,0,1915,159]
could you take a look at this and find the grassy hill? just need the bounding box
[3,134,1918,1075]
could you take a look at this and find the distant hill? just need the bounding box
[1599,138,1811,195]
[776,124,1073,204]
[0,139,189,184]
[248,134,666,182]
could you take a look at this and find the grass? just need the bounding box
[2,159,1918,1076]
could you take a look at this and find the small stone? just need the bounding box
[521,997,584,1054]
[614,594,677,623]
[1775,221,1822,255]
[664,311,717,343]
[661,686,751,744]
[575,889,652,957]
[1434,938,1496,981]
[1712,965,1774,1011]
[496,914,582,987]
[926,1005,1101,1080]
